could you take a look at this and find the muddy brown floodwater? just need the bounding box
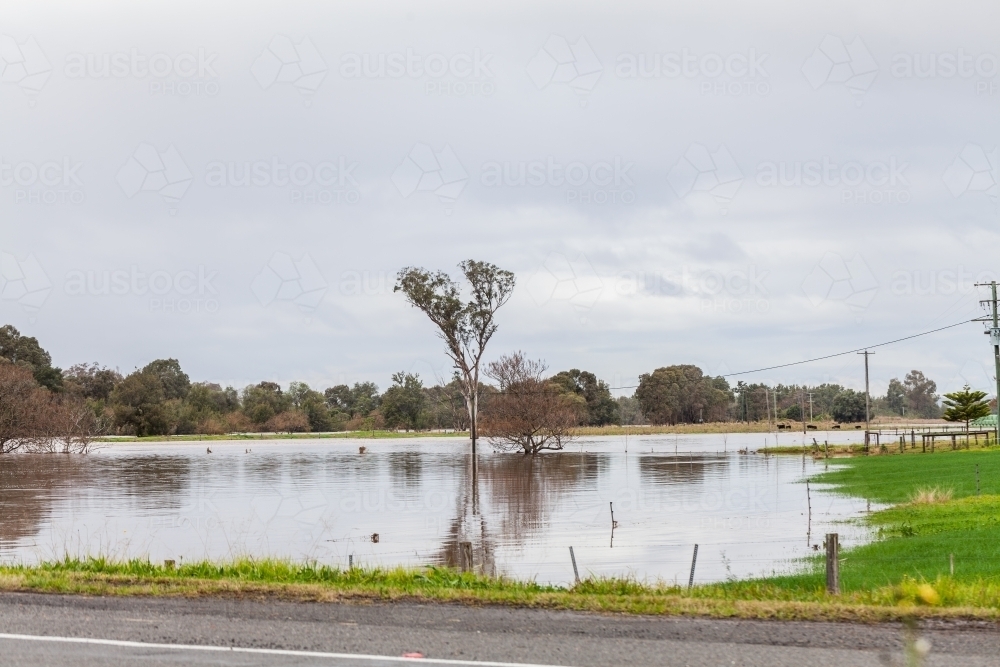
[0,433,871,585]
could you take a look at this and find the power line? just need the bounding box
[611,319,975,391]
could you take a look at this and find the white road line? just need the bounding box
[0,632,573,667]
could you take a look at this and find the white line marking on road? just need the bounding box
[0,632,574,667]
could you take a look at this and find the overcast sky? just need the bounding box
[2,0,999,398]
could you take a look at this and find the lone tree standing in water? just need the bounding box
[395,261,515,455]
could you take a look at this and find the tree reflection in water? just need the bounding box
[638,454,729,485]
[0,454,191,548]
[437,452,603,574]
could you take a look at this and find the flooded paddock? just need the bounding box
[0,433,871,586]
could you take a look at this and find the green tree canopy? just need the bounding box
[942,385,991,430]
[381,372,425,430]
[0,324,63,391]
[549,369,621,426]
[288,381,334,431]
[903,370,940,418]
[185,383,239,417]
[831,390,867,423]
[64,363,122,402]
[140,359,190,400]
[635,365,731,425]
[885,378,906,415]
[241,381,290,425]
[109,370,170,436]
[325,382,380,418]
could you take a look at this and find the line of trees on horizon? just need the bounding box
[0,323,961,446]
[0,325,628,440]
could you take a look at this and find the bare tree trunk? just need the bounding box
[470,368,479,456]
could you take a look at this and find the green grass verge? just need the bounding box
[0,557,993,621]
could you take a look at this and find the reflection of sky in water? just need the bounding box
[0,434,871,586]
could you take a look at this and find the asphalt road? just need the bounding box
[1,592,999,666]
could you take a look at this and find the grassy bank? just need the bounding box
[803,449,1000,589]
[1,557,997,622]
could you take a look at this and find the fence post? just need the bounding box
[460,541,473,572]
[349,554,353,570]
[569,546,580,584]
[825,533,840,595]
[687,544,699,591]
[806,480,812,524]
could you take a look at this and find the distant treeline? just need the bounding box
[635,364,942,425]
[0,325,945,440]
[0,326,627,437]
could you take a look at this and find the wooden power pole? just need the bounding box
[858,350,873,451]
